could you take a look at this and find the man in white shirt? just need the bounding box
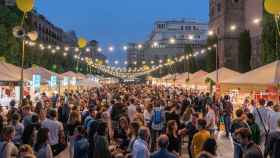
[132,127,150,158]
[127,98,137,122]
[269,105,280,132]
[41,109,65,156]
[252,99,269,145]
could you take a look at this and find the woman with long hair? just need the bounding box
[67,110,81,158]
[166,120,181,156]
[34,128,53,158]
[114,116,130,150]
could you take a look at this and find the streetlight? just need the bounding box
[169,37,176,44]
[123,45,128,51]
[208,30,219,85]
[153,42,159,48]
[138,44,143,49]
[97,47,102,52]
[109,46,114,52]
[230,25,237,31]
[253,18,261,24]
[12,26,38,102]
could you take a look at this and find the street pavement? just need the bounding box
[55,131,234,158]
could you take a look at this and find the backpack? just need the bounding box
[152,109,162,124]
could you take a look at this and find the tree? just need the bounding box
[238,30,252,73]
[205,36,217,72]
[262,11,280,64]
[184,44,197,73]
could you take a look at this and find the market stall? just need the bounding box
[187,67,241,91]
[24,66,62,95]
[221,60,280,105]
[0,61,22,106]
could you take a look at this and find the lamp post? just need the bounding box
[13,26,38,103]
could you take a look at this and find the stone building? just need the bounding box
[209,0,263,71]
[127,19,208,68]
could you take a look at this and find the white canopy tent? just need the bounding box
[188,67,241,86]
[79,79,102,88]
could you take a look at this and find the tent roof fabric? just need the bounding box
[24,67,61,82]
[61,71,85,80]
[192,70,208,78]
[0,61,22,82]
[188,67,241,85]
[222,60,280,85]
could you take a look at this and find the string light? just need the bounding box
[109,46,114,52]
[123,46,128,51]
[86,48,90,52]
[97,47,102,52]
[64,47,69,51]
[55,46,60,50]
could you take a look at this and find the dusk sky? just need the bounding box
[35,0,209,62]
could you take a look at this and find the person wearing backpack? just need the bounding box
[150,100,165,152]
[264,118,280,158]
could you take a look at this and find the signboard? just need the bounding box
[32,74,41,91]
[50,76,57,88]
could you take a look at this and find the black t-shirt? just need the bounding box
[167,133,181,153]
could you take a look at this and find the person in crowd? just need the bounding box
[150,134,177,158]
[205,104,216,136]
[34,128,53,158]
[114,116,130,150]
[127,121,141,153]
[252,99,269,145]
[67,110,81,158]
[22,114,41,146]
[22,106,34,128]
[222,95,233,138]
[128,98,137,123]
[19,144,35,158]
[41,109,65,156]
[132,127,150,158]
[268,104,280,132]
[9,112,24,147]
[84,107,97,132]
[231,109,249,158]
[92,121,111,158]
[235,128,263,158]
[185,113,199,158]
[0,126,18,158]
[166,120,182,155]
[247,113,261,145]
[150,100,165,151]
[264,118,280,158]
[191,119,210,158]
[73,126,89,158]
[198,138,217,158]
[143,103,153,127]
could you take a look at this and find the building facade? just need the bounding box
[127,19,208,68]
[209,0,263,70]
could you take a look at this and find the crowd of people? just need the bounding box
[0,84,279,158]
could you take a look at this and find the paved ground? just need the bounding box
[55,131,234,158]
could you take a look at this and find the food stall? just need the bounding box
[221,60,280,105]
[0,60,22,106]
[24,66,62,96]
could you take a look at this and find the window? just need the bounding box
[181,26,184,30]
[217,3,221,13]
